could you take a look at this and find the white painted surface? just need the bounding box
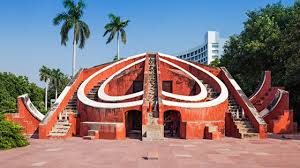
[55,86,71,104]
[230,79,242,91]
[249,72,267,100]
[260,89,284,117]
[77,53,146,109]
[260,108,269,117]
[19,94,45,121]
[160,58,208,101]
[98,58,145,101]
[158,52,228,108]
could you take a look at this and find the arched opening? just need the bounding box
[164,110,181,138]
[125,110,142,139]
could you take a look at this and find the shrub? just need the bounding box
[0,113,29,150]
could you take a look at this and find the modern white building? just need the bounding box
[176,31,227,65]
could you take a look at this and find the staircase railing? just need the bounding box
[220,67,267,138]
[39,69,84,139]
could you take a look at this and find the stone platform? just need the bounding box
[0,134,300,168]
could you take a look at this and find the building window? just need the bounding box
[212,50,219,54]
[212,43,219,48]
[133,81,143,93]
[163,81,173,93]
[187,53,190,57]
[212,55,219,59]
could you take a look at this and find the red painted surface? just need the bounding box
[5,97,40,136]
[250,71,296,134]
[225,112,242,138]
[158,55,227,139]
[80,122,126,140]
[39,63,110,139]
[250,71,272,103]
[9,53,297,140]
[219,69,267,139]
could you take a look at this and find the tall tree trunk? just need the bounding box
[117,32,120,60]
[72,29,77,77]
[45,82,48,111]
[55,88,58,100]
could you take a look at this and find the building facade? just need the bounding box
[176,31,226,65]
[6,53,296,140]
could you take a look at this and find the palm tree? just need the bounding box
[103,14,130,60]
[53,0,90,77]
[51,69,65,100]
[39,66,52,111]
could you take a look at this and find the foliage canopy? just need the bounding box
[220,1,300,122]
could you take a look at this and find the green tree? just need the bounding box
[209,58,221,67]
[39,66,51,111]
[220,1,300,123]
[0,72,44,114]
[53,0,90,76]
[103,14,130,60]
[50,69,68,100]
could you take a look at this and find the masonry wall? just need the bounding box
[105,63,144,96]
[157,58,227,139]
[5,98,40,136]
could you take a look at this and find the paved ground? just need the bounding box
[1,134,300,168]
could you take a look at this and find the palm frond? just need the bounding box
[79,28,86,49]
[39,66,51,82]
[63,0,75,9]
[108,13,118,21]
[78,0,86,10]
[103,30,110,37]
[106,30,116,44]
[53,12,69,25]
[104,23,115,30]
[122,19,130,27]
[120,29,127,44]
[60,21,73,46]
[78,20,90,38]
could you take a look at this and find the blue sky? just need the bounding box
[0,0,294,86]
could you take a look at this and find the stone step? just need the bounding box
[50,130,69,134]
[83,136,95,140]
[56,122,71,126]
[235,123,254,129]
[53,125,70,130]
[241,133,259,139]
[49,132,67,136]
[239,127,257,133]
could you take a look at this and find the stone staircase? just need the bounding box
[228,95,258,138]
[49,111,71,137]
[199,80,218,101]
[87,80,106,101]
[48,86,81,138]
[143,56,164,140]
[64,91,78,114]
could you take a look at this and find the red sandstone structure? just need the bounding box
[5,53,297,140]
